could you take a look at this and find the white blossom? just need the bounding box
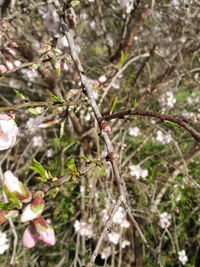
[128,126,141,137]
[121,240,130,249]
[99,75,107,83]
[101,246,111,259]
[108,232,120,245]
[178,250,188,265]
[32,136,43,147]
[74,220,94,238]
[129,165,148,179]
[156,130,172,144]
[0,231,9,255]
[159,212,172,229]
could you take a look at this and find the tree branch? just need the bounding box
[104,109,200,142]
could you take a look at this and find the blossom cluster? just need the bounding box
[159,212,172,229]
[129,164,148,179]
[0,114,56,248]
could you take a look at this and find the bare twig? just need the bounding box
[104,109,200,143]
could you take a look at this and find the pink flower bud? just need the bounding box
[3,171,29,199]
[23,225,38,248]
[101,120,111,134]
[60,62,69,71]
[7,48,16,57]
[21,192,45,222]
[8,42,18,47]
[47,51,54,57]
[0,114,18,150]
[33,217,56,246]
[0,64,7,73]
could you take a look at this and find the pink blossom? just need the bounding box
[23,226,38,248]
[21,192,45,222]
[101,120,111,134]
[3,171,31,202]
[0,114,18,150]
[60,62,69,71]
[0,65,7,73]
[33,217,56,246]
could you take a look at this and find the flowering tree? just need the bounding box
[0,0,200,266]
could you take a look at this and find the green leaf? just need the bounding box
[0,203,12,210]
[80,155,89,162]
[49,188,60,198]
[110,96,118,115]
[71,0,80,7]
[131,98,137,108]
[119,51,128,66]
[2,185,22,209]
[66,158,77,172]
[14,89,26,100]
[30,158,52,182]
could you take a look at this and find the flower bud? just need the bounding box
[21,192,45,222]
[23,225,38,248]
[3,171,31,202]
[60,62,69,71]
[0,114,18,150]
[33,217,56,246]
[101,120,111,134]
[0,64,7,73]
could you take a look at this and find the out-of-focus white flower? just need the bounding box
[0,231,9,254]
[101,246,111,259]
[101,209,109,223]
[47,148,53,158]
[129,165,148,179]
[32,136,43,147]
[57,36,69,50]
[74,220,94,238]
[156,130,172,144]
[108,232,120,245]
[0,114,18,150]
[121,219,130,228]
[159,212,172,229]
[90,21,96,30]
[159,91,176,111]
[128,126,141,137]
[121,240,130,249]
[21,69,38,82]
[99,75,107,83]
[178,250,188,265]
[85,113,91,121]
[113,206,125,224]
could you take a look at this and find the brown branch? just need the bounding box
[104,109,200,142]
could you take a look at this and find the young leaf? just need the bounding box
[14,89,26,100]
[110,96,118,115]
[66,158,77,172]
[119,51,128,66]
